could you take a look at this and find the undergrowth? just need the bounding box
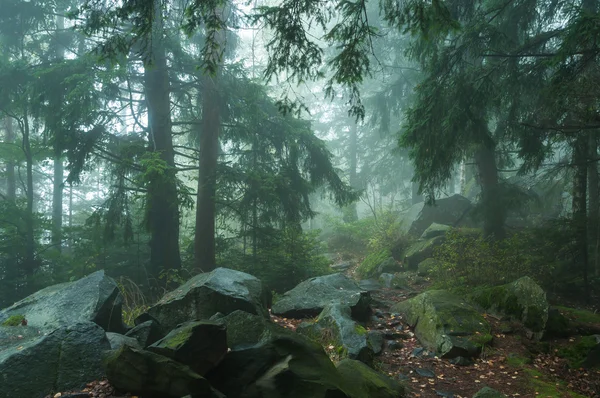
[117,277,150,326]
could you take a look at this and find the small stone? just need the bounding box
[449,356,473,366]
[435,390,455,397]
[388,341,404,351]
[415,368,435,378]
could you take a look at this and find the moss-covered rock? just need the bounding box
[421,223,452,239]
[557,335,600,369]
[148,267,271,332]
[105,346,213,398]
[271,273,371,321]
[147,320,227,375]
[544,308,570,338]
[297,304,379,365]
[336,359,406,398]
[403,236,445,269]
[469,277,548,340]
[392,290,491,358]
[206,334,355,398]
[417,258,439,277]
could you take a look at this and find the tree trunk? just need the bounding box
[195,13,226,272]
[572,135,589,301]
[21,112,37,282]
[4,118,16,200]
[474,144,505,239]
[144,0,181,279]
[587,133,599,277]
[343,122,359,222]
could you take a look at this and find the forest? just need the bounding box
[0,0,599,398]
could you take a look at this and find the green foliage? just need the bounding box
[2,314,25,326]
[117,277,150,327]
[220,228,331,293]
[557,336,598,369]
[430,225,572,291]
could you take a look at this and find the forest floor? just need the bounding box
[47,266,600,398]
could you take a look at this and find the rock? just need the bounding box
[213,310,270,350]
[367,331,384,355]
[544,307,570,338]
[0,270,124,333]
[391,272,410,289]
[421,223,452,239]
[387,341,404,351]
[205,334,354,398]
[376,257,402,274]
[400,194,474,237]
[378,273,394,288]
[392,290,491,358]
[331,261,352,271]
[105,346,213,398]
[358,278,382,292]
[472,387,507,398]
[147,320,227,376]
[403,236,445,269]
[0,322,109,398]
[106,332,142,350]
[415,368,435,378]
[336,358,406,398]
[297,304,378,365]
[271,273,371,321]
[417,258,439,276]
[125,319,164,347]
[469,276,549,340]
[147,268,271,331]
[449,356,474,366]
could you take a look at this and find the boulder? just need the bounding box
[105,346,214,398]
[0,322,109,398]
[271,273,371,321]
[472,387,507,398]
[376,257,402,275]
[331,261,353,271]
[211,310,293,350]
[147,320,227,375]
[106,332,142,350]
[417,258,439,277]
[469,276,549,340]
[125,319,164,347]
[336,359,406,398]
[147,268,270,331]
[582,335,600,369]
[392,290,491,358]
[297,304,379,365]
[421,223,452,239]
[403,236,445,269]
[205,334,354,398]
[0,270,124,333]
[378,273,394,288]
[400,194,474,237]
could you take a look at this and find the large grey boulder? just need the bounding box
[0,322,110,398]
[125,319,164,348]
[147,268,270,332]
[105,346,214,398]
[0,270,124,333]
[297,304,379,365]
[469,276,549,340]
[106,332,142,350]
[148,320,227,376]
[271,273,371,321]
[336,358,406,398]
[400,194,474,237]
[403,236,446,269]
[392,290,491,358]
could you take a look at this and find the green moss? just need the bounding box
[525,368,587,398]
[164,327,193,349]
[472,333,493,347]
[524,305,544,332]
[556,306,600,324]
[356,249,391,279]
[506,354,532,367]
[354,325,367,336]
[557,335,598,368]
[1,314,25,326]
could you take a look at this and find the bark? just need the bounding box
[572,136,589,301]
[587,133,599,277]
[343,122,359,222]
[4,118,16,200]
[22,112,37,280]
[51,9,65,252]
[194,6,228,272]
[474,144,505,240]
[144,0,181,278]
